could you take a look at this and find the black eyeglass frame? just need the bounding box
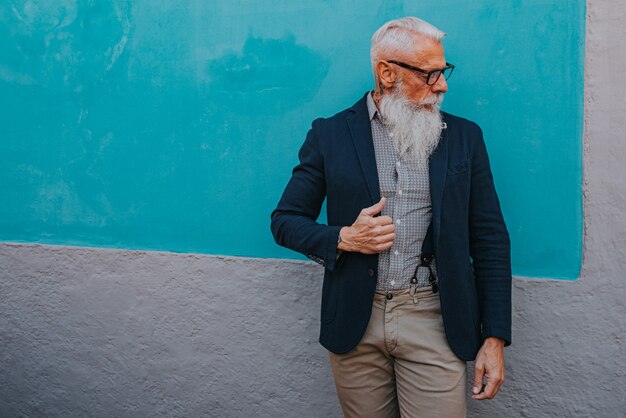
[387,60,455,85]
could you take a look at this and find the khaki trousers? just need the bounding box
[328,287,467,418]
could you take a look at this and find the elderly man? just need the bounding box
[270,16,511,417]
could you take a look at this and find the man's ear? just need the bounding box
[375,60,397,90]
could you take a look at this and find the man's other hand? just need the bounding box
[338,197,396,255]
[471,337,505,400]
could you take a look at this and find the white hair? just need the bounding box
[370,17,446,78]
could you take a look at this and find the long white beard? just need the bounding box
[378,86,444,164]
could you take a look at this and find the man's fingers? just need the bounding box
[472,365,504,400]
[472,362,485,396]
[361,197,386,216]
[354,198,394,254]
[374,232,396,245]
[472,390,488,400]
[472,339,506,400]
[375,223,395,235]
[374,215,393,225]
[472,376,503,400]
[373,240,394,252]
[480,380,498,399]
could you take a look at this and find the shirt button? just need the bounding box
[398,189,402,195]
[396,220,401,226]
[367,268,374,277]
[396,161,401,167]
[394,250,399,256]
[390,280,396,286]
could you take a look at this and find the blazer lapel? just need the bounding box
[347,94,380,205]
[428,116,449,247]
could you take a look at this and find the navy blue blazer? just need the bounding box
[270,92,511,361]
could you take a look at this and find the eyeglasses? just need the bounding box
[387,60,455,86]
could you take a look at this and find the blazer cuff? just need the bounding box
[324,225,344,272]
[482,327,512,347]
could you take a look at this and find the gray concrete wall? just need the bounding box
[0,245,340,417]
[1,1,625,417]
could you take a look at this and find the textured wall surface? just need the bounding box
[1,1,624,417]
[0,245,340,417]
[0,1,585,278]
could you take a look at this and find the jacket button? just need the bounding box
[367,268,374,277]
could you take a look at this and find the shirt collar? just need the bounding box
[366,90,378,121]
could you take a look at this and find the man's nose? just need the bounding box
[432,75,448,93]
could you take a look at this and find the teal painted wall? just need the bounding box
[0,1,584,279]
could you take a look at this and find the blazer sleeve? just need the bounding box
[270,119,344,272]
[468,123,512,346]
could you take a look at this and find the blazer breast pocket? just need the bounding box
[446,159,470,176]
